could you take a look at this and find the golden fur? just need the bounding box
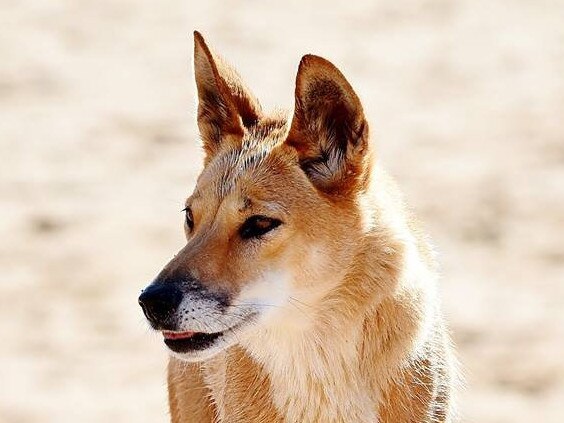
[155,32,456,422]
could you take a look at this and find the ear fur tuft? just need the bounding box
[286,55,370,194]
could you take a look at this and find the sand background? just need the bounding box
[1,0,563,422]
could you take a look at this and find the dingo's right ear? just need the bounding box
[193,32,262,160]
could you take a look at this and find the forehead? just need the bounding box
[193,113,290,201]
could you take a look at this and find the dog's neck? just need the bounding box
[241,311,379,422]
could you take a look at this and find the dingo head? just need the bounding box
[139,32,372,361]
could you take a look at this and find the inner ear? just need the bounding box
[299,78,366,152]
[285,55,369,194]
[193,32,262,159]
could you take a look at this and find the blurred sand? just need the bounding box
[1,1,563,422]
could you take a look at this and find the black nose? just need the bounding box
[138,283,183,329]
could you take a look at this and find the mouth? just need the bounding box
[162,330,224,352]
[160,314,258,356]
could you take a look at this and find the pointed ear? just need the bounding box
[193,31,262,159]
[285,55,370,194]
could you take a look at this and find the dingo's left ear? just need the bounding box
[193,31,262,160]
[285,55,370,195]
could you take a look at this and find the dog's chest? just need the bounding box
[204,335,378,422]
[259,339,377,422]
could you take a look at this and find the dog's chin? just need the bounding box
[162,316,256,362]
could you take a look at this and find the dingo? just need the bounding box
[139,31,456,422]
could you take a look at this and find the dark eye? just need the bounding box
[239,215,282,240]
[182,207,194,231]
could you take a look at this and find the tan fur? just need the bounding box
[161,32,457,422]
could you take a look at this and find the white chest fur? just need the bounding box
[243,325,379,423]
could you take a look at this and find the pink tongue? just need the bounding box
[163,331,196,340]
